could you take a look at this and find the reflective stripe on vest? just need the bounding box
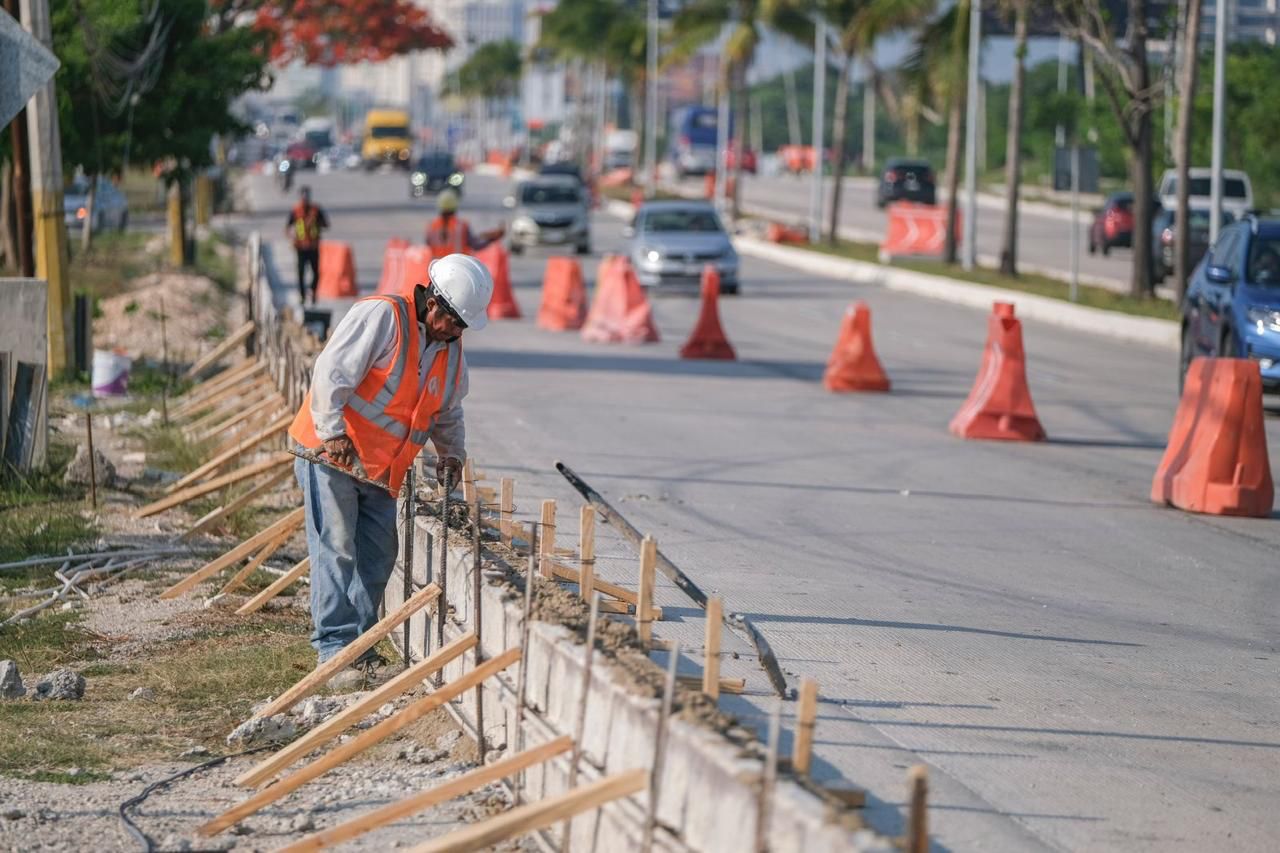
[408,340,462,445]
[345,295,413,435]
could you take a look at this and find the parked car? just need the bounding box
[1180,217,1280,391]
[505,176,591,254]
[538,160,584,184]
[625,200,739,294]
[63,176,129,233]
[410,151,465,198]
[316,144,360,173]
[1158,168,1253,220]
[1152,207,1232,282]
[285,141,318,169]
[876,158,936,207]
[1088,192,1135,255]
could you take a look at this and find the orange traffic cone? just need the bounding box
[477,242,520,319]
[949,302,1045,441]
[679,266,735,360]
[536,257,587,331]
[703,173,716,200]
[1151,357,1274,517]
[824,302,890,392]
[582,255,660,343]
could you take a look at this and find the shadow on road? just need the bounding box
[741,612,1143,647]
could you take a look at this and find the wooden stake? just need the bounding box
[499,477,514,545]
[235,633,478,788]
[165,413,293,494]
[678,675,744,694]
[462,457,476,505]
[578,506,595,604]
[235,557,308,615]
[84,412,96,509]
[703,596,723,699]
[134,452,291,518]
[180,466,292,541]
[252,582,443,719]
[277,736,573,853]
[197,647,521,837]
[643,640,680,852]
[907,765,928,853]
[160,507,305,599]
[793,678,818,777]
[538,499,556,578]
[407,769,648,853]
[182,320,255,380]
[638,535,656,647]
[217,525,296,596]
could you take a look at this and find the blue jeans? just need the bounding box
[295,455,399,662]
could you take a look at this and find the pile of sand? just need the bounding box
[93,272,227,363]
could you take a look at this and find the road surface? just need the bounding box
[229,168,1279,852]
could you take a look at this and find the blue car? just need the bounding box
[1181,217,1280,391]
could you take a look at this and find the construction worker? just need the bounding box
[288,254,494,690]
[287,186,329,305]
[425,188,503,255]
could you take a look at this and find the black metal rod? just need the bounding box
[472,491,486,763]
[644,639,680,851]
[514,521,538,805]
[402,467,414,668]
[556,460,790,698]
[437,471,450,686]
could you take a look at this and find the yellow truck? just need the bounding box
[361,109,412,169]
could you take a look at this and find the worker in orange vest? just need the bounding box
[286,186,330,305]
[288,254,494,690]
[425,189,503,255]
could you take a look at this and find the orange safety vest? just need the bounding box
[293,203,322,250]
[289,294,464,493]
[426,215,469,255]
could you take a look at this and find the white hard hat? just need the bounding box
[428,254,493,331]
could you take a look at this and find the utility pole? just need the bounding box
[4,0,34,278]
[808,19,826,243]
[644,0,659,195]
[961,0,982,271]
[20,0,72,373]
[861,61,875,173]
[1208,0,1227,243]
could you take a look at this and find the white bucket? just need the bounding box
[91,349,132,397]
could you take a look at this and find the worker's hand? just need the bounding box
[484,225,505,240]
[321,435,356,468]
[436,456,462,490]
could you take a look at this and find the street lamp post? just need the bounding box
[1208,0,1227,243]
[961,0,982,270]
[808,19,827,243]
[644,0,659,195]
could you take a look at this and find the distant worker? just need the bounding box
[425,188,503,255]
[288,254,494,690]
[287,186,329,305]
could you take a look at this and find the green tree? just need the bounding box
[453,39,523,100]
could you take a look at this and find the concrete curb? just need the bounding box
[603,198,1177,351]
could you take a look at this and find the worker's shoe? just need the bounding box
[324,666,367,693]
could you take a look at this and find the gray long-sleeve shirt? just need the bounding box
[310,299,468,462]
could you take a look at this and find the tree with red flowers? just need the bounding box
[211,0,453,65]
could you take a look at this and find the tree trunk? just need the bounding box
[999,2,1028,276]
[1174,0,1204,302]
[1127,0,1155,298]
[827,51,853,245]
[943,88,964,265]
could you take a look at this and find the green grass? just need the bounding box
[0,438,97,571]
[135,425,213,474]
[68,230,158,302]
[195,234,238,294]
[808,237,1181,322]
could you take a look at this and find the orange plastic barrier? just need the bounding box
[536,257,588,331]
[394,246,433,299]
[476,242,520,320]
[880,202,960,260]
[766,222,809,245]
[948,302,1045,441]
[630,187,645,209]
[824,302,890,392]
[375,238,410,295]
[315,241,358,299]
[778,145,817,174]
[581,255,660,344]
[1150,358,1274,517]
[598,168,634,188]
[679,266,735,360]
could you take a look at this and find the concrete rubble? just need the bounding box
[0,661,25,700]
[62,444,117,489]
[32,669,85,701]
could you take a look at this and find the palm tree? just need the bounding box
[901,0,969,264]
[1173,0,1204,301]
[998,0,1029,276]
[670,0,809,217]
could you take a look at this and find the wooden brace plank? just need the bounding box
[548,561,634,606]
[596,599,663,620]
[197,647,522,837]
[174,363,267,419]
[277,735,573,853]
[217,525,298,596]
[180,466,293,541]
[159,507,306,600]
[165,413,293,494]
[183,321,256,380]
[174,358,262,412]
[408,768,648,853]
[235,557,308,615]
[252,582,443,718]
[677,674,745,695]
[181,375,273,432]
[207,403,288,459]
[134,453,292,519]
[235,633,478,788]
[193,392,285,445]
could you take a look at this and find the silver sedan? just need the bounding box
[626,200,739,294]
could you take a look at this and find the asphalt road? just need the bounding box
[669,170,1137,292]
[232,168,1279,852]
